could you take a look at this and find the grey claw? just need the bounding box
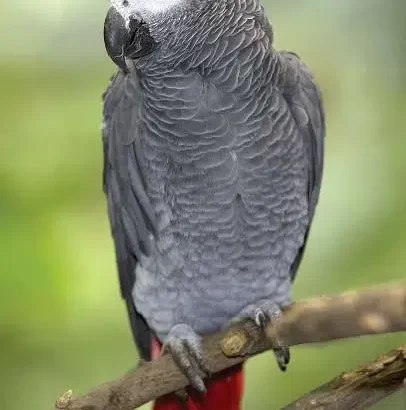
[236,300,291,372]
[165,324,208,393]
[260,304,290,372]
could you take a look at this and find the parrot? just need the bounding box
[102,0,325,408]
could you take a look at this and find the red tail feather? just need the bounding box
[151,338,244,410]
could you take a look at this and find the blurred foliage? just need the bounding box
[0,1,404,409]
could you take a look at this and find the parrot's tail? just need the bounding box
[152,365,244,410]
[151,338,244,410]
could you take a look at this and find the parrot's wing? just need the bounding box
[279,51,325,281]
[102,72,158,360]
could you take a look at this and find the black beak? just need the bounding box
[104,7,131,71]
[104,7,158,71]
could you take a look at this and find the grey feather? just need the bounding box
[102,0,325,358]
[103,72,155,358]
[277,51,325,280]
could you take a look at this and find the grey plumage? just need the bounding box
[102,0,324,362]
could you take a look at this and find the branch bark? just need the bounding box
[281,345,406,410]
[54,281,406,410]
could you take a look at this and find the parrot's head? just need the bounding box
[109,0,184,25]
[105,0,186,70]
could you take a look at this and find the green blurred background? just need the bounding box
[1,1,405,409]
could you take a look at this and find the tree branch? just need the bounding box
[222,282,406,356]
[281,345,406,410]
[54,282,406,410]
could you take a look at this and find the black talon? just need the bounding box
[165,324,208,393]
[234,300,291,372]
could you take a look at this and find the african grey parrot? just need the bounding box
[102,0,324,408]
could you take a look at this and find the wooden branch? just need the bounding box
[54,282,406,410]
[281,345,406,410]
[222,282,406,356]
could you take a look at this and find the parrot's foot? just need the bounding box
[163,324,209,393]
[234,300,290,371]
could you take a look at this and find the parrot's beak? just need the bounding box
[104,7,158,71]
[104,7,131,71]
